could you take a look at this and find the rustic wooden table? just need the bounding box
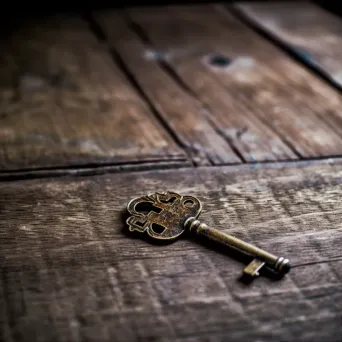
[1,2,342,341]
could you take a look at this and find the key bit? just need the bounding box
[126,191,291,278]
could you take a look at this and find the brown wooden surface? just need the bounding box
[234,2,342,90]
[0,15,186,171]
[2,4,342,342]
[2,5,342,171]
[127,5,342,158]
[1,160,342,341]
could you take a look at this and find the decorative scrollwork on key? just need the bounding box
[126,191,202,240]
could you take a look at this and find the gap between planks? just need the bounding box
[230,2,342,140]
[1,155,341,182]
[232,2,342,93]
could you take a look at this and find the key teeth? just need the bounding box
[275,257,291,274]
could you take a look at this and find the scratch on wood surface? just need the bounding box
[136,260,176,338]
[107,267,125,310]
[50,241,107,253]
[250,210,342,229]
[295,256,342,267]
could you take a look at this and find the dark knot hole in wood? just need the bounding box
[207,53,232,68]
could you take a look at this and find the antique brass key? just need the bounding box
[126,191,290,278]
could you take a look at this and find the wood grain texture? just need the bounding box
[234,2,342,89]
[1,160,342,341]
[0,15,186,171]
[93,12,241,166]
[128,5,342,158]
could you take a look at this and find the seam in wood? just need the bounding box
[0,159,191,182]
[90,11,245,165]
[119,13,240,165]
[124,12,247,164]
[228,5,342,97]
[2,155,342,182]
[126,17,198,98]
[126,8,306,162]
[111,48,198,165]
[294,256,342,268]
[229,3,342,142]
[204,5,308,159]
[210,125,247,163]
[84,12,200,166]
[209,4,342,154]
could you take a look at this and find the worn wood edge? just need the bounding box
[0,151,189,172]
[1,156,341,183]
[231,2,342,92]
[99,156,342,181]
[0,158,193,182]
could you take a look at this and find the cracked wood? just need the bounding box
[1,160,342,341]
[0,15,186,171]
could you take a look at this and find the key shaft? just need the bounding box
[185,217,290,275]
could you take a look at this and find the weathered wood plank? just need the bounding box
[1,160,342,341]
[234,2,342,90]
[118,9,298,163]
[0,15,186,171]
[128,5,342,158]
[93,12,241,166]
[0,159,190,182]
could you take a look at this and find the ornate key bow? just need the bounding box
[127,191,201,240]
